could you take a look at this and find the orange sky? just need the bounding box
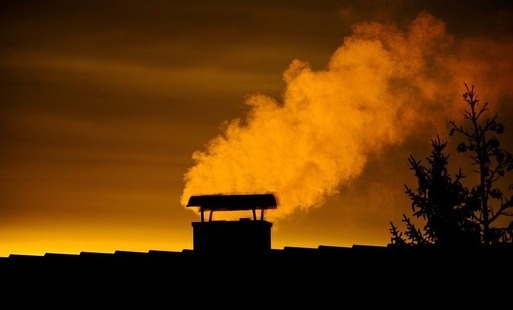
[1,0,513,257]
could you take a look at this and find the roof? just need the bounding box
[186,193,277,211]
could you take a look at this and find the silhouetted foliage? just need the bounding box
[389,222,406,246]
[390,84,513,247]
[390,136,480,248]
[449,83,513,245]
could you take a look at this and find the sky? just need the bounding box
[1,0,513,257]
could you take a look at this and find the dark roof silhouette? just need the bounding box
[2,244,512,306]
[3,191,512,303]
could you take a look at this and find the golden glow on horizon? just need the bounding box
[1,223,194,257]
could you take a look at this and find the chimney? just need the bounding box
[186,193,277,257]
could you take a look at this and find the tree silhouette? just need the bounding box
[390,84,513,247]
[390,136,480,247]
[449,83,513,244]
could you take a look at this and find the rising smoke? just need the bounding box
[181,12,513,221]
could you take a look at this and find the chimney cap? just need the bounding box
[186,193,277,211]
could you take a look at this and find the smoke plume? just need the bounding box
[181,12,513,221]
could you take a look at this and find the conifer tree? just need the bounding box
[390,84,512,246]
